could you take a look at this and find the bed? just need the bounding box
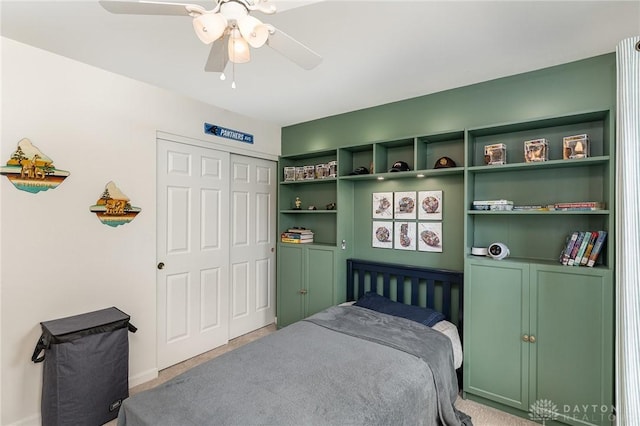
[117,259,471,426]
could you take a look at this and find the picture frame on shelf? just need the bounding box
[418,190,442,220]
[394,222,416,251]
[372,221,393,249]
[372,192,393,219]
[394,191,416,220]
[418,222,442,253]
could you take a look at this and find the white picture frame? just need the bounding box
[372,192,393,219]
[394,221,416,251]
[394,191,416,220]
[372,221,393,249]
[418,222,443,252]
[418,190,443,220]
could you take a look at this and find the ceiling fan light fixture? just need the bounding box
[193,13,227,44]
[238,15,269,48]
[228,29,251,63]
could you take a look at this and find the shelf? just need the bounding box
[467,210,610,215]
[280,178,337,185]
[466,254,612,272]
[339,167,464,181]
[278,241,336,248]
[467,156,609,173]
[280,210,337,214]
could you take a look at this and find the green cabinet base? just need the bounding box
[276,244,337,328]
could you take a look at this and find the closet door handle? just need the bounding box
[522,334,530,342]
[529,335,537,344]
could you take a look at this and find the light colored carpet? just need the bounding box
[106,324,537,426]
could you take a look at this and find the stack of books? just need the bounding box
[550,201,605,211]
[472,200,514,211]
[280,228,314,244]
[559,231,607,267]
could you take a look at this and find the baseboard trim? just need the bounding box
[129,368,159,389]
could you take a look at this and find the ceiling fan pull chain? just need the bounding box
[231,61,237,89]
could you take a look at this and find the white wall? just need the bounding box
[0,37,281,425]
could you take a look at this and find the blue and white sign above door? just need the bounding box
[204,123,254,144]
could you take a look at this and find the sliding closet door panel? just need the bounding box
[157,139,230,369]
[229,155,277,338]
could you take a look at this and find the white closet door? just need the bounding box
[156,139,230,369]
[229,154,277,339]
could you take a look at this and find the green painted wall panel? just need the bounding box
[282,54,615,156]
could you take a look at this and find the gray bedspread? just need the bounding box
[118,306,472,426]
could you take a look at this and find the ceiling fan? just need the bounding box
[98,0,322,75]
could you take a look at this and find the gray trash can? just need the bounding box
[31,307,137,426]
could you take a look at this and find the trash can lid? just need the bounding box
[41,307,130,338]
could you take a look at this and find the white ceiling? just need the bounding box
[2,1,639,127]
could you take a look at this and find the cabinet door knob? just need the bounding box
[529,335,536,344]
[522,334,530,342]
[299,289,308,295]
[157,262,165,270]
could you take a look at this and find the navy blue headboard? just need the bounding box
[346,259,464,332]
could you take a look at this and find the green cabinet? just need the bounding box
[464,255,614,425]
[276,244,337,328]
[463,109,615,425]
[464,259,531,410]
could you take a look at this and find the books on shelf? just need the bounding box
[572,232,593,266]
[560,232,580,265]
[481,201,605,212]
[286,228,314,234]
[579,231,599,266]
[472,200,514,211]
[560,230,607,267]
[552,201,605,211]
[281,228,314,243]
[513,205,548,211]
[567,232,586,266]
[586,231,608,267]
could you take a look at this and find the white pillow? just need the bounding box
[432,320,463,369]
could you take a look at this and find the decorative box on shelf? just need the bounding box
[484,143,507,165]
[524,138,549,162]
[563,134,589,159]
[284,167,296,182]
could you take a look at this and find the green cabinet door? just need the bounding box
[305,246,336,317]
[277,244,337,328]
[465,259,530,411]
[532,265,614,426]
[277,244,306,327]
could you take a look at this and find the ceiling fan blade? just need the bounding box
[98,0,203,16]
[204,36,229,72]
[266,27,321,70]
